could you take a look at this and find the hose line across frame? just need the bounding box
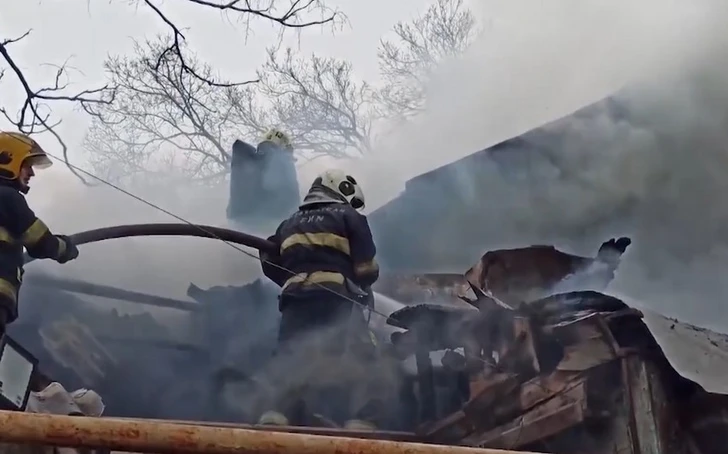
[23,223,277,265]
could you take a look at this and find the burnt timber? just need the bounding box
[11,227,728,453]
[372,240,726,453]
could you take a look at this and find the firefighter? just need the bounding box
[257,169,380,430]
[226,128,300,233]
[0,132,80,337]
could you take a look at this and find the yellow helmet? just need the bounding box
[0,132,53,181]
[260,128,293,151]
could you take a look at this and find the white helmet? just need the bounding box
[260,128,293,151]
[311,169,365,210]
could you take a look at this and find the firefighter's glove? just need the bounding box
[56,235,80,264]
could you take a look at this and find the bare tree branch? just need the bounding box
[86,38,372,184]
[0,30,115,183]
[76,0,473,186]
[1,0,344,184]
[84,36,256,183]
[232,47,374,158]
[181,0,342,28]
[139,0,345,87]
[376,0,477,120]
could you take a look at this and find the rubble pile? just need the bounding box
[10,275,281,422]
[8,234,728,453]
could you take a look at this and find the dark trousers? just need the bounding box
[267,295,378,426]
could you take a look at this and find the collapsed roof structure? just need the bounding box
[368,96,636,271]
[6,232,728,453]
[5,95,728,452]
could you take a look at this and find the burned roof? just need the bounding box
[368,95,633,271]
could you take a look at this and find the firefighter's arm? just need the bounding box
[346,211,380,288]
[259,231,288,287]
[231,140,258,166]
[6,191,79,263]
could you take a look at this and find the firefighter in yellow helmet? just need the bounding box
[0,132,79,336]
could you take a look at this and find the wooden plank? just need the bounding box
[626,356,673,454]
[28,275,199,312]
[546,313,603,344]
[557,336,617,371]
[424,372,583,440]
[462,381,587,449]
[513,317,540,375]
[488,377,587,431]
[422,409,470,439]
[464,374,520,417]
[519,373,583,411]
[476,401,585,450]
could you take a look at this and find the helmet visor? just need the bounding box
[350,197,365,210]
[25,153,53,169]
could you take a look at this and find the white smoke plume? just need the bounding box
[15,0,728,422]
[363,0,728,330]
[22,0,728,328]
[26,176,255,302]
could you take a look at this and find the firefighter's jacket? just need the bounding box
[261,201,380,301]
[227,140,299,231]
[0,184,72,321]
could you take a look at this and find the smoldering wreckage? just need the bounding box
[3,119,728,454]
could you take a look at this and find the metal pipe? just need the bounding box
[24,223,278,264]
[113,416,421,442]
[0,410,544,454]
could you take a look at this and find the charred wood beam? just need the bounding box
[416,349,437,424]
[461,380,588,449]
[96,335,202,352]
[26,274,200,312]
[470,400,586,449]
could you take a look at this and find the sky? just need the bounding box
[1,0,431,163]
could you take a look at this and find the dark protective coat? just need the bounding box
[259,198,382,426]
[0,183,74,321]
[261,201,380,302]
[226,140,300,231]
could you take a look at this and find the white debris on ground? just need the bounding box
[0,382,105,454]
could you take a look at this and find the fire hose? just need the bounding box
[21,222,381,332]
[23,223,278,265]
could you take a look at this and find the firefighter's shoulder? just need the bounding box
[340,203,370,224]
[0,184,28,208]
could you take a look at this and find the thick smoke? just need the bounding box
[366,0,728,331]
[26,175,259,301]
[16,0,728,424]
[366,0,719,181]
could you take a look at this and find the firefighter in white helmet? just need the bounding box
[257,169,381,430]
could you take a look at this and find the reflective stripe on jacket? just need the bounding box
[262,202,379,298]
[0,184,68,320]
